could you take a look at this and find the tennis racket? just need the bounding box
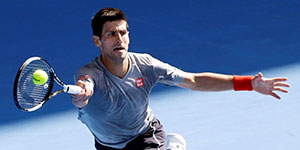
[13,56,82,112]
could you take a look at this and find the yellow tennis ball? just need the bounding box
[32,69,48,85]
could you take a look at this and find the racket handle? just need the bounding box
[64,85,83,94]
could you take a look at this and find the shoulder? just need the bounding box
[76,57,104,79]
[128,52,155,65]
[78,57,103,72]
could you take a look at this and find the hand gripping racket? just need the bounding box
[13,57,82,112]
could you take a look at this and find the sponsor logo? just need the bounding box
[135,78,144,87]
[78,74,91,81]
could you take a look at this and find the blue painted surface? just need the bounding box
[0,64,299,150]
[0,0,299,149]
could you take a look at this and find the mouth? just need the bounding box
[113,47,125,51]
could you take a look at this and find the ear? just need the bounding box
[93,35,102,47]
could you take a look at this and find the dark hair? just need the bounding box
[91,8,128,39]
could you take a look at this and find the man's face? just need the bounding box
[98,20,129,63]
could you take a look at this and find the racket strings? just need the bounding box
[16,60,51,110]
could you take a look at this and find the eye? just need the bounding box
[107,31,115,37]
[120,30,128,36]
[120,31,125,36]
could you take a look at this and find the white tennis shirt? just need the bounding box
[75,52,185,148]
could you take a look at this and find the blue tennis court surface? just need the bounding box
[0,0,299,149]
[1,64,299,150]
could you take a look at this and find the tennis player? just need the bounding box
[70,7,290,150]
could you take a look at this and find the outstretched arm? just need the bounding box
[176,72,290,99]
[176,72,234,91]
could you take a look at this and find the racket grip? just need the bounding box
[64,85,83,94]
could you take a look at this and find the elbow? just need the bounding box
[181,74,202,91]
[185,79,203,91]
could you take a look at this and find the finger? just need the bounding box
[254,72,263,79]
[274,82,290,87]
[86,91,93,97]
[77,80,86,88]
[273,87,288,93]
[273,77,288,82]
[270,92,281,99]
[84,89,91,97]
[87,88,94,96]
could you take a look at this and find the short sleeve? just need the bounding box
[74,64,97,89]
[149,55,185,86]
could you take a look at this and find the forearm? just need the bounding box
[177,72,234,91]
[71,95,89,108]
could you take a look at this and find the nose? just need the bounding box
[115,32,123,43]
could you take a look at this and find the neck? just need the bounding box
[101,56,129,79]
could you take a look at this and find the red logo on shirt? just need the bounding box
[78,74,91,81]
[135,78,144,87]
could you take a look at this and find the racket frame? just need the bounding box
[14,57,57,112]
[14,57,82,112]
